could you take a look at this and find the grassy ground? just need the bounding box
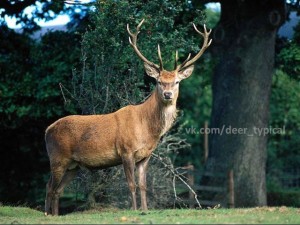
[0,206,299,224]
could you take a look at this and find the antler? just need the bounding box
[176,24,212,71]
[127,19,163,70]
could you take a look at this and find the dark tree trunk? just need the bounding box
[205,0,286,207]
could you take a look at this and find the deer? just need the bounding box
[44,19,212,216]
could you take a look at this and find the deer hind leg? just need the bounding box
[45,169,64,216]
[52,168,79,216]
[47,166,66,216]
[45,160,74,216]
[54,168,78,213]
[137,156,151,211]
[122,154,137,210]
[45,175,53,216]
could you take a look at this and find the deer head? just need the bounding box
[127,19,212,103]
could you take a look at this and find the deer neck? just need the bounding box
[140,87,178,137]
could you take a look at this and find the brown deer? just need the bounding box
[44,19,212,216]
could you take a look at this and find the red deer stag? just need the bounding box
[44,19,212,216]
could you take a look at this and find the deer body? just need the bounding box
[45,19,211,216]
[46,87,176,170]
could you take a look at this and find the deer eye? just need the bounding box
[158,81,162,85]
[175,81,179,84]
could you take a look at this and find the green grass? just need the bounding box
[0,206,299,224]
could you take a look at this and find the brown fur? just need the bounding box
[46,88,176,169]
[160,70,176,81]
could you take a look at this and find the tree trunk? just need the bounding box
[205,0,286,207]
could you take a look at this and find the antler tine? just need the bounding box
[127,19,160,69]
[176,53,191,70]
[174,50,179,70]
[157,44,163,70]
[176,23,212,71]
[127,19,144,45]
[193,23,212,36]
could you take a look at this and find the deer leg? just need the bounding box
[51,168,78,215]
[53,169,78,214]
[122,155,137,210]
[45,175,53,216]
[57,169,78,192]
[137,156,151,211]
[50,168,66,216]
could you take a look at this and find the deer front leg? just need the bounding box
[122,154,137,210]
[137,156,151,211]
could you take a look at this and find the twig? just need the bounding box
[152,153,202,209]
[59,83,68,103]
[172,175,176,207]
[102,86,109,113]
[59,82,80,103]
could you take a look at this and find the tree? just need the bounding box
[197,0,296,207]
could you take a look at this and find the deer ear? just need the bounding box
[178,65,194,80]
[144,63,160,79]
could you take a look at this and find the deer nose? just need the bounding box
[163,92,172,99]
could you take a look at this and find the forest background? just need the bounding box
[0,0,299,210]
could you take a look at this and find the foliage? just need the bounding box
[0,24,81,204]
[0,25,34,128]
[267,22,300,192]
[269,70,300,165]
[204,8,220,28]
[1,206,300,224]
[267,69,300,190]
[268,189,300,207]
[276,22,300,80]
[0,26,80,128]
[267,23,300,192]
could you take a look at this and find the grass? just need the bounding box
[0,206,299,224]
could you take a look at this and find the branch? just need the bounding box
[152,153,202,209]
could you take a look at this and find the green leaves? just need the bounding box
[277,42,300,80]
[277,22,300,80]
[0,27,80,128]
[268,69,300,184]
[268,22,300,179]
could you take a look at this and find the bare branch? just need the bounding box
[152,153,202,209]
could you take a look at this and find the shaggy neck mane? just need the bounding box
[139,87,177,137]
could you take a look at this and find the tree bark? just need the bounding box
[205,0,286,207]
